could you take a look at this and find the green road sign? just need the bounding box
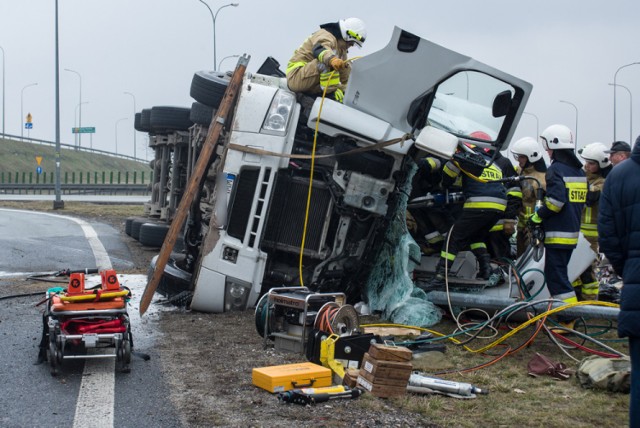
[72,127,96,134]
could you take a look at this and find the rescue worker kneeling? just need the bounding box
[424,140,508,289]
[286,18,366,102]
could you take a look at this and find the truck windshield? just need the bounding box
[428,71,515,142]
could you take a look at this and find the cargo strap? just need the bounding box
[227,133,411,160]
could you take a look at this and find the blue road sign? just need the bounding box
[25,122,33,129]
[36,166,42,175]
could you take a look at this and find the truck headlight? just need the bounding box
[261,90,295,136]
[224,278,252,311]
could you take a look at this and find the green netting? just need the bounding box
[364,161,443,327]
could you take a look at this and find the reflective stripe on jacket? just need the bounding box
[442,159,507,212]
[580,174,604,239]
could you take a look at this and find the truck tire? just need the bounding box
[131,218,147,240]
[139,222,170,248]
[190,102,215,126]
[149,106,193,134]
[190,71,229,109]
[139,109,151,133]
[133,112,142,132]
[125,216,138,236]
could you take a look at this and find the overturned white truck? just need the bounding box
[151,26,551,317]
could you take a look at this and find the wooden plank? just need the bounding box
[139,56,249,315]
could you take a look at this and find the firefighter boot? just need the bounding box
[476,253,492,280]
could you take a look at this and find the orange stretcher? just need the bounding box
[39,269,133,376]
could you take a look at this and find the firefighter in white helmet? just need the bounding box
[509,136,548,256]
[286,18,366,102]
[573,142,613,300]
[531,124,587,331]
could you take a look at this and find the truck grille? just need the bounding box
[262,173,332,258]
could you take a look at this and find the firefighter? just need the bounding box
[573,142,613,300]
[286,18,366,102]
[529,124,587,329]
[426,139,508,288]
[509,137,547,257]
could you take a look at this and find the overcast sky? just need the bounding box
[1,0,638,160]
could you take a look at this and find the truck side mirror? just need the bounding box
[492,90,512,118]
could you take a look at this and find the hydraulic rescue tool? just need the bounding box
[408,373,488,398]
[278,386,364,405]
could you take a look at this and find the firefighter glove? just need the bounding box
[329,57,346,71]
[333,88,344,103]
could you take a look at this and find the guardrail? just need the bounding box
[0,183,149,196]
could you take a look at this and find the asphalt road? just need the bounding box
[0,208,183,428]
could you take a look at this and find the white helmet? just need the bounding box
[339,17,367,47]
[510,137,543,163]
[540,124,574,150]
[578,142,611,168]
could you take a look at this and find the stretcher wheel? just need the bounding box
[117,338,132,373]
[48,339,59,377]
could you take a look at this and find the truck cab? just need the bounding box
[152,26,533,313]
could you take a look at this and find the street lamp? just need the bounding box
[609,83,633,144]
[218,54,240,71]
[0,45,5,136]
[65,68,83,147]
[115,117,127,155]
[20,82,37,141]
[559,100,578,148]
[123,91,137,159]
[197,1,239,70]
[74,101,89,146]
[613,62,640,141]
[523,111,539,139]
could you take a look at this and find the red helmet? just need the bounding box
[470,131,491,141]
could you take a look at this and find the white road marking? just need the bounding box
[0,209,116,427]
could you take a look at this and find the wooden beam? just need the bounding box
[139,56,249,315]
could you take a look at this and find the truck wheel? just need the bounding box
[131,218,148,240]
[139,109,151,133]
[190,70,229,109]
[125,216,138,236]
[139,222,170,247]
[190,102,215,126]
[149,106,193,134]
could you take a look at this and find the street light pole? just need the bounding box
[20,82,37,141]
[124,91,137,159]
[0,45,5,136]
[74,101,89,140]
[197,1,239,70]
[523,111,539,139]
[115,117,127,155]
[559,100,579,148]
[54,0,63,209]
[64,68,82,148]
[609,83,633,144]
[613,62,640,141]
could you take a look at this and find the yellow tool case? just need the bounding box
[252,362,332,393]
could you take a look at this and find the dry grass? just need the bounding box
[384,316,630,427]
[0,200,144,218]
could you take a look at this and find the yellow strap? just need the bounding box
[59,290,129,302]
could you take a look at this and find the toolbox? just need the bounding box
[252,362,332,393]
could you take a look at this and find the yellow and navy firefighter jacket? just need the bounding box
[442,157,507,212]
[537,160,587,249]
